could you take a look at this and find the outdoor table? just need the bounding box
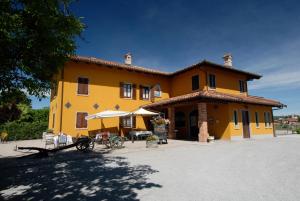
[129,130,153,141]
[53,135,73,147]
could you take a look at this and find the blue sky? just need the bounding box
[31,0,300,115]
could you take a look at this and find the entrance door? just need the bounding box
[189,110,198,140]
[242,111,250,138]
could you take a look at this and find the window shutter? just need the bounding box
[119,117,124,128]
[82,113,87,128]
[76,113,81,128]
[139,85,143,100]
[132,116,136,128]
[132,84,136,99]
[150,86,155,102]
[120,82,124,98]
[83,80,88,95]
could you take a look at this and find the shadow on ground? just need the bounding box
[0,150,161,201]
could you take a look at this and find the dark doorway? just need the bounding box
[189,110,198,140]
[242,110,250,138]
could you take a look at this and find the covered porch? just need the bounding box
[147,101,230,142]
[144,90,284,142]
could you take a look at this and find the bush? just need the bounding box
[0,121,48,141]
[296,129,300,134]
[146,135,159,142]
[0,107,49,141]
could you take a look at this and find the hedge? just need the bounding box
[1,120,48,141]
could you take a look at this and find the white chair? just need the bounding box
[42,132,47,142]
[45,134,55,148]
[58,134,67,147]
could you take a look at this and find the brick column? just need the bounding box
[168,106,175,139]
[198,102,209,142]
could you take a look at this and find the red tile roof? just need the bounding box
[70,55,261,79]
[70,55,170,76]
[143,91,285,108]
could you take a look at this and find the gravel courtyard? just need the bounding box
[1,135,300,201]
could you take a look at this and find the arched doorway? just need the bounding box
[189,110,198,140]
[175,111,186,139]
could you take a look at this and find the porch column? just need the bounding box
[168,106,175,139]
[198,102,209,142]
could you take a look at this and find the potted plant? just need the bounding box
[146,135,159,148]
[150,116,169,144]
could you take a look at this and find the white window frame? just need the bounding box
[123,83,133,99]
[75,112,88,129]
[122,116,133,128]
[142,86,150,100]
[239,80,247,93]
[208,74,216,89]
[77,77,89,96]
[233,110,239,129]
[264,112,272,128]
[154,84,161,97]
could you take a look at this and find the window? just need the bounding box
[77,77,89,95]
[153,84,161,97]
[120,116,136,128]
[239,80,247,93]
[192,75,199,90]
[264,112,272,128]
[233,110,239,128]
[123,83,132,98]
[120,82,136,99]
[140,86,150,100]
[76,112,88,129]
[208,74,216,89]
[255,112,259,127]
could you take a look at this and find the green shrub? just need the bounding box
[146,135,159,141]
[296,129,300,134]
[0,121,48,141]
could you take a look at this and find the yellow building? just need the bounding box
[49,53,285,141]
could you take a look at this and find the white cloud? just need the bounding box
[249,69,300,90]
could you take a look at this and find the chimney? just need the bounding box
[124,53,132,65]
[223,53,232,67]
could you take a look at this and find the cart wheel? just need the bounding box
[88,139,95,150]
[76,137,94,152]
[76,142,86,151]
[115,137,124,148]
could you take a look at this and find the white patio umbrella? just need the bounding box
[128,108,159,116]
[85,110,129,120]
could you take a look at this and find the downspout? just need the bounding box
[271,108,276,137]
[59,67,65,133]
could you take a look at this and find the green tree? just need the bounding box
[0,0,84,103]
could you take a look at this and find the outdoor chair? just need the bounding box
[45,134,55,148]
[58,134,67,147]
[42,132,47,141]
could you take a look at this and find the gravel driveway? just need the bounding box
[0,135,300,201]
